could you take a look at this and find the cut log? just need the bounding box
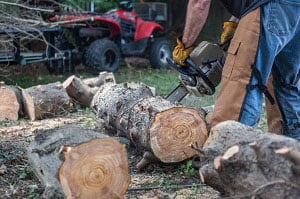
[63,75,96,106]
[91,82,155,135]
[0,85,21,120]
[196,121,300,198]
[22,82,73,120]
[59,138,130,199]
[82,71,116,88]
[27,125,130,198]
[92,83,208,169]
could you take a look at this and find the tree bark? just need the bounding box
[91,82,155,135]
[196,121,300,198]
[0,85,20,121]
[92,83,208,170]
[27,125,130,199]
[22,82,73,120]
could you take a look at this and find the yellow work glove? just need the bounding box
[172,37,194,66]
[220,21,238,44]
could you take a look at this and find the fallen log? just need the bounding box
[91,82,155,135]
[82,71,116,88]
[22,82,73,120]
[63,75,97,106]
[92,83,208,170]
[27,125,130,199]
[0,85,21,120]
[196,121,300,198]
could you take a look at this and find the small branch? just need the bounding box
[222,145,239,160]
[136,151,157,171]
[275,147,300,166]
[0,1,54,12]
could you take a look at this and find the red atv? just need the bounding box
[50,1,172,73]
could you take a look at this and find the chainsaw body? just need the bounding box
[166,41,226,102]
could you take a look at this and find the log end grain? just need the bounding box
[150,107,208,163]
[59,138,131,199]
[0,86,20,121]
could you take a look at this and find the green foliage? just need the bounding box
[180,160,195,175]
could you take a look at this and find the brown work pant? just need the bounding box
[211,8,283,134]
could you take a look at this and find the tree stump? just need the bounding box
[196,121,300,198]
[27,125,130,198]
[0,85,21,120]
[92,83,208,170]
[59,138,130,199]
[22,82,73,120]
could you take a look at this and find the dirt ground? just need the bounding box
[0,110,219,199]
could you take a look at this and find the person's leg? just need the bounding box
[211,8,261,127]
[212,0,300,137]
[272,31,300,139]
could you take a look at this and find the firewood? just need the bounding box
[91,82,155,135]
[27,125,114,198]
[63,75,95,106]
[22,82,73,120]
[150,106,208,163]
[0,85,20,120]
[92,83,208,168]
[197,121,300,198]
[59,138,131,199]
[82,71,116,88]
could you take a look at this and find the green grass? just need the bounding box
[2,74,66,88]
[115,65,180,97]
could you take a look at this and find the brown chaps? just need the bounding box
[211,8,283,134]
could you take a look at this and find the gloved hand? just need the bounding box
[220,21,238,44]
[173,37,194,66]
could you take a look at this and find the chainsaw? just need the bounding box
[166,41,227,102]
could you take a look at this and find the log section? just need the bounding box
[22,82,73,120]
[82,71,116,88]
[0,85,21,120]
[92,83,208,169]
[59,138,130,199]
[196,121,300,198]
[63,75,95,106]
[27,125,126,198]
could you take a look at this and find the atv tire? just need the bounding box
[149,38,172,69]
[84,39,121,73]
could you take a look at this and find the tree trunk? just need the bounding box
[196,121,300,198]
[63,75,96,106]
[22,82,73,120]
[27,125,130,199]
[59,138,130,199]
[92,83,208,170]
[0,85,21,121]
